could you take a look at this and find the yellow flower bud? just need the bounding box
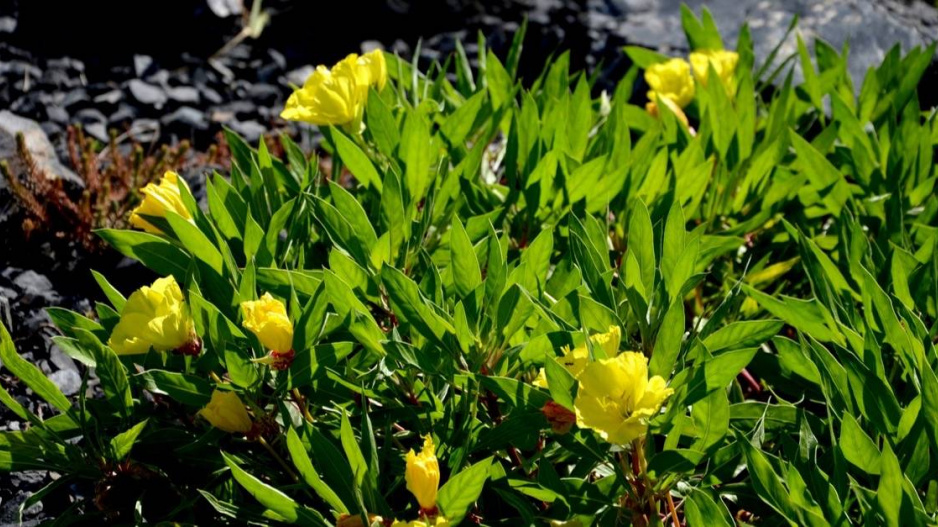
[644,58,695,109]
[198,389,253,434]
[689,49,739,93]
[108,276,196,355]
[240,293,294,352]
[129,171,192,234]
[574,352,673,445]
[405,435,440,511]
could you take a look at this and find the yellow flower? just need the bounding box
[533,326,621,387]
[109,276,195,355]
[198,389,253,434]
[358,49,387,92]
[689,49,739,92]
[281,63,363,126]
[391,518,450,527]
[129,171,192,234]
[281,50,386,127]
[405,435,440,511]
[574,352,673,445]
[644,58,695,108]
[241,293,293,352]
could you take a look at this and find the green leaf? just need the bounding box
[164,211,224,275]
[223,452,329,526]
[0,321,74,419]
[739,438,800,522]
[109,420,148,460]
[381,265,455,344]
[138,370,212,406]
[75,329,132,418]
[401,110,432,201]
[840,413,881,475]
[544,356,577,411]
[96,229,190,280]
[685,488,733,527]
[331,128,383,191]
[286,427,348,514]
[650,298,685,378]
[438,457,493,524]
[450,217,482,298]
[91,270,126,311]
[627,200,656,300]
[702,320,783,353]
[339,409,369,487]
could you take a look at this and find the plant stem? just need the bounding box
[666,492,681,527]
[258,436,299,483]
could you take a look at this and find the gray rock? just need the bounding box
[45,106,68,124]
[162,106,208,130]
[127,79,168,109]
[0,111,82,189]
[93,89,124,106]
[48,369,81,396]
[85,122,109,142]
[229,120,266,143]
[285,65,315,87]
[134,54,155,78]
[75,108,107,126]
[207,0,243,17]
[166,85,200,104]
[49,345,79,373]
[13,270,60,305]
[0,16,16,33]
[200,86,223,105]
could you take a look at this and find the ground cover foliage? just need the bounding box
[2,6,938,526]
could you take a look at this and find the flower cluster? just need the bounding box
[644,48,739,126]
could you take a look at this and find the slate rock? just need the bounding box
[12,270,59,305]
[207,0,243,17]
[285,65,315,87]
[48,369,81,396]
[166,85,200,104]
[162,106,208,130]
[0,111,81,188]
[93,89,124,106]
[133,54,156,78]
[127,79,167,109]
[45,105,68,124]
[229,119,266,143]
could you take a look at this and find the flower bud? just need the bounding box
[241,293,294,353]
[542,401,576,435]
[109,276,196,356]
[129,171,192,234]
[198,390,253,434]
[405,435,440,512]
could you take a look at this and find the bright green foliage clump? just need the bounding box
[2,6,938,526]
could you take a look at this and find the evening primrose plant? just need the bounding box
[2,4,938,526]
